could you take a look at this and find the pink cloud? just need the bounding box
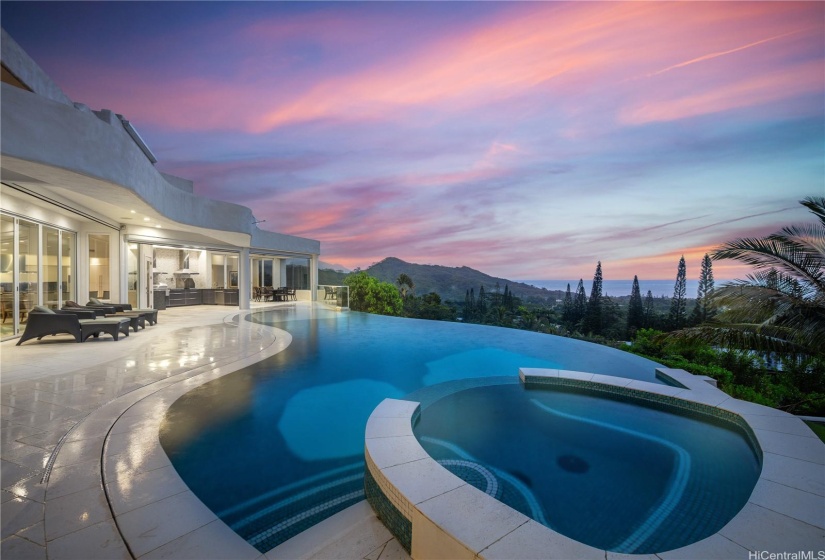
[22,2,819,282]
[43,2,822,137]
[620,59,823,125]
[252,2,823,132]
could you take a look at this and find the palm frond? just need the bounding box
[775,223,825,257]
[664,323,815,356]
[712,237,825,293]
[673,197,825,359]
[764,233,825,280]
[800,196,825,226]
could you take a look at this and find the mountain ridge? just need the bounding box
[363,257,562,302]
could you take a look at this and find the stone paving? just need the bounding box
[1,304,404,560]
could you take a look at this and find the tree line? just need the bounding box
[346,251,717,342]
[343,197,824,415]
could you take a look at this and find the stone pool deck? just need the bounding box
[1,302,822,559]
[1,303,406,560]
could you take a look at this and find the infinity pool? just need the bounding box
[412,380,761,554]
[160,307,664,552]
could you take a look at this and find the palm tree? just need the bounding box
[670,197,825,357]
[396,274,414,298]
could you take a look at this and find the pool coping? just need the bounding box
[34,310,288,559]
[16,303,403,560]
[364,368,825,559]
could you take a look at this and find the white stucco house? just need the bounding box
[0,28,321,340]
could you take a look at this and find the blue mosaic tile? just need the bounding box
[365,468,412,553]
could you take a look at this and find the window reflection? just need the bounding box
[18,220,39,320]
[1,214,14,337]
[44,227,59,308]
[89,234,110,300]
[285,258,309,290]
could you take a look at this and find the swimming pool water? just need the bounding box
[160,308,665,552]
[412,381,761,554]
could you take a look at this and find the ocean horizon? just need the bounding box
[523,279,703,298]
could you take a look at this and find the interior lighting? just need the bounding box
[155,224,162,228]
[144,217,151,222]
[130,210,136,214]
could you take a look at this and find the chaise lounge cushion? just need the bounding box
[64,301,105,317]
[128,308,158,325]
[86,299,157,324]
[84,301,119,314]
[105,313,145,332]
[78,316,130,341]
[89,297,132,312]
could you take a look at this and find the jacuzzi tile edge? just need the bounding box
[365,371,825,559]
[521,368,765,463]
[364,397,604,560]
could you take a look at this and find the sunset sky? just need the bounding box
[3,1,823,282]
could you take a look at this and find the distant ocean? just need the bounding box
[523,279,702,298]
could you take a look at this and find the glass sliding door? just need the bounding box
[0,215,77,339]
[1,214,14,337]
[88,234,110,301]
[228,255,239,288]
[263,260,273,287]
[285,257,310,289]
[252,259,258,288]
[62,231,75,307]
[211,252,241,289]
[44,226,60,308]
[212,254,226,288]
[18,220,39,326]
[127,243,138,308]
[250,256,278,302]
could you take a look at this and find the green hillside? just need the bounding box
[364,257,562,302]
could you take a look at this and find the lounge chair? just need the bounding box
[105,313,145,332]
[127,307,158,325]
[86,298,158,325]
[16,306,130,345]
[66,301,145,332]
[60,305,131,340]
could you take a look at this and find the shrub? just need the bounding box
[344,271,403,316]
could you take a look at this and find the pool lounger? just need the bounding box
[16,307,131,345]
